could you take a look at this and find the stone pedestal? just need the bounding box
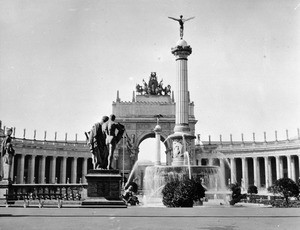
[81,169,126,208]
[169,132,195,166]
[0,180,11,202]
[0,156,13,201]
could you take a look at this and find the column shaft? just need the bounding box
[242,157,248,189]
[253,157,258,187]
[175,59,189,125]
[268,157,272,186]
[71,157,78,184]
[28,155,36,184]
[275,156,280,180]
[279,157,284,178]
[287,155,291,179]
[60,157,67,184]
[155,132,161,165]
[39,156,46,184]
[82,158,88,183]
[264,157,269,189]
[49,156,57,184]
[230,158,236,184]
[291,156,295,181]
[17,154,25,184]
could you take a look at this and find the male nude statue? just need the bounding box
[88,116,109,169]
[104,114,125,170]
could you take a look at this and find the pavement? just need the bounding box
[0,203,300,230]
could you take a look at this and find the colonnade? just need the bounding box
[12,154,91,184]
[201,154,300,189]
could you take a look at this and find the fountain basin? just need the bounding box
[143,165,220,206]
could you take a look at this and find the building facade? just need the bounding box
[0,74,299,191]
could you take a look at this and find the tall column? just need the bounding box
[169,39,194,166]
[275,156,280,180]
[257,157,261,187]
[264,156,269,189]
[241,157,248,189]
[253,157,258,187]
[17,154,25,184]
[39,156,46,184]
[28,155,36,184]
[60,157,67,184]
[71,157,78,184]
[154,124,162,166]
[279,156,284,178]
[268,156,273,186]
[82,157,88,183]
[290,156,295,181]
[230,158,236,184]
[173,41,191,132]
[287,155,291,179]
[49,156,57,184]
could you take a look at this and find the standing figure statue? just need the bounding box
[1,127,15,181]
[168,15,195,39]
[104,114,125,170]
[87,116,109,169]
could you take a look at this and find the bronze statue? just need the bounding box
[87,116,109,169]
[135,73,171,96]
[168,15,195,39]
[104,114,125,170]
[1,127,15,180]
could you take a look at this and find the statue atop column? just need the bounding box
[1,127,15,181]
[168,15,195,39]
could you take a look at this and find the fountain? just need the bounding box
[140,25,229,206]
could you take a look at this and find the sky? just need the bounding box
[0,0,299,159]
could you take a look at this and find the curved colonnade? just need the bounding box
[197,138,300,190]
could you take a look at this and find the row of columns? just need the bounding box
[14,154,89,184]
[228,155,300,189]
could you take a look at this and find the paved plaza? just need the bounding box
[0,204,300,230]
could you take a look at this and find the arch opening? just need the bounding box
[138,134,167,164]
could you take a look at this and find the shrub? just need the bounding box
[247,185,258,203]
[268,178,299,205]
[247,185,258,195]
[162,178,205,207]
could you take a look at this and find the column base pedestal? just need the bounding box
[81,169,126,208]
[168,131,195,166]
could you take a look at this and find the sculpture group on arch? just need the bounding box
[136,72,171,96]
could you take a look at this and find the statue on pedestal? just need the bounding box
[87,116,109,169]
[1,127,15,181]
[104,114,125,170]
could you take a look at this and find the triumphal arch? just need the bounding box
[112,72,197,174]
